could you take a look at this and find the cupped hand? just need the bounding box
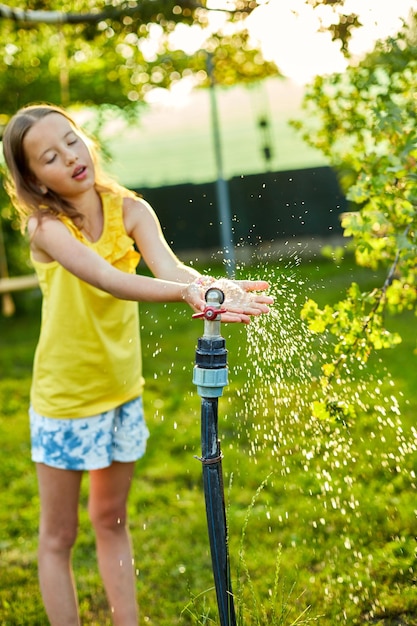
[217,279,273,324]
[183,281,207,313]
[188,277,274,324]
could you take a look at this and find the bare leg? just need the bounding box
[88,461,139,626]
[36,463,83,626]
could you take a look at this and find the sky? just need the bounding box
[246,0,417,84]
[144,0,417,107]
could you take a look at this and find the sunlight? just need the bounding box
[247,0,346,84]
[346,0,417,56]
[141,0,417,105]
[247,0,417,84]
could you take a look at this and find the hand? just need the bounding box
[182,281,207,314]
[191,277,274,324]
[215,278,273,324]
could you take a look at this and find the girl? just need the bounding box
[2,104,272,626]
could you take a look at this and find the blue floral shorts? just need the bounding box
[29,397,149,471]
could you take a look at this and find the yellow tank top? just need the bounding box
[30,192,144,419]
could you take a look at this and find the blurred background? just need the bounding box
[0,0,416,296]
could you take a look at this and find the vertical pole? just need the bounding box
[193,289,237,626]
[207,54,236,277]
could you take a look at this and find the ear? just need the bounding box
[27,176,47,195]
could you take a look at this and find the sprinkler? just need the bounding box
[192,287,237,626]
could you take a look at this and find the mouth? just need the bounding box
[72,165,87,179]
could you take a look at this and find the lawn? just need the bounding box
[1,256,417,625]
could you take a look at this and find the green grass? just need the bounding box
[1,257,417,625]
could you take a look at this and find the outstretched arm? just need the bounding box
[123,197,274,323]
[28,200,273,322]
[28,216,207,311]
[123,196,201,283]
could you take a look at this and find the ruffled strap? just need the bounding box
[58,214,84,242]
[100,193,140,272]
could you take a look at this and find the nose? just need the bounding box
[64,148,78,165]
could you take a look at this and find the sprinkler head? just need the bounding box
[205,287,225,304]
[192,287,226,320]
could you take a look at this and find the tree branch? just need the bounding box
[0,3,107,24]
[0,1,256,25]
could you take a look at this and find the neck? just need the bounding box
[68,186,101,217]
[71,188,104,242]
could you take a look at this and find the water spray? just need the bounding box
[192,287,237,626]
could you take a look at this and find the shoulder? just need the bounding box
[28,213,68,240]
[122,194,154,215]
[28,214,72,263]
[122,195,159,237]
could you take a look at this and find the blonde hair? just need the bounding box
[2,103,135,232]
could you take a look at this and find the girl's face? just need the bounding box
[23,112,95,200]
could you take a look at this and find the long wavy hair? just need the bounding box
[2,103,134,232]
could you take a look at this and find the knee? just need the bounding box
[39,520,78,553]
[88,499,127,535]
